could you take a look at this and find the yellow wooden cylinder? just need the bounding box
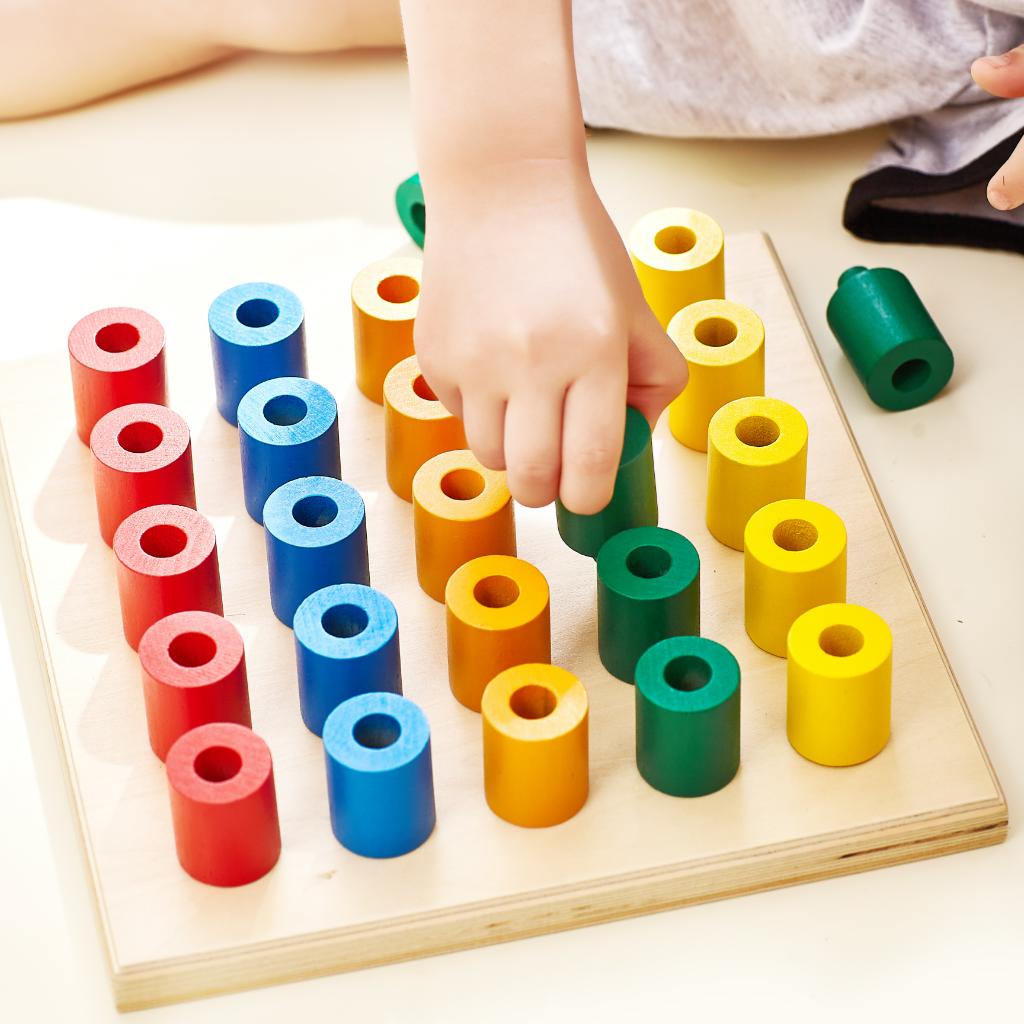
[667,299,765,452]
[412,449,517,602]
[445,555,551,713]
[706,396,808,551]
[481,664,588,828]
[628,207,725,328]
[383,355,467,501]
[744,499,847,657]
[787,603,892,767]
[351,257,421,404]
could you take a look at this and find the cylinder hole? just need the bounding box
[292,494,338,528]
[412,374,438,402]
[694,316,738,348]
[664,655,712,692]
[411,202,426,234]
[168,632,217,668]
[626,545,672,579]
[377,274,420,304]
[263,394,307,426]
[892,358,931,393]
[322,603,369,639]
[474,575,520,608]
[95,322,140,353]
[194,745,242,783]
[735,415,780,448]
[236,298,279,328]
[139,524,187,558]
[440,468,484,500]
[654,225,697,255]
[117,421,164,454]
[353,712,402,749]
[819,624,864,658]
[772,519,819,552]
[509,684,557,720]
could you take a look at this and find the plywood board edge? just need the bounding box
[0,420,124,988]
[759,233,1008,817]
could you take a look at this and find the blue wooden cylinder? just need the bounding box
[293,584,402,736]
[322,691,435,858]
[237,377,341,524]
[209,282,308,425]
[263,476,370,627]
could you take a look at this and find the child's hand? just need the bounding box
[971,46,1024,210]
[414,163,687,515]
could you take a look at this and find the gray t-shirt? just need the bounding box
[573,0,1024,249]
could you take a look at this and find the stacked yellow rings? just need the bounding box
[744,498,847,656]
[481,664,589,827]
[667,300,765,452]
[351,257,421,403]
[787,603,892,766]
[412,450,516,602]
[383,355,467,501]
[445,555,551,713]
[706,396,808,550]
[628,208,725,328]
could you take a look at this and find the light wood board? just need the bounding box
[0,225,1006,1012]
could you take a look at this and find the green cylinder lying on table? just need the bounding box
[596,526,699,683]
[825,266,954,411]
[395,172,426,248]
[635,635,740,797]
[556,406,658,558]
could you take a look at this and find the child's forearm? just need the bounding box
[401,0,588,196]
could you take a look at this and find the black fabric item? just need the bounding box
[843,129,1024,255]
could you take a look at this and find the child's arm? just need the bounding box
[400,0,687,514]
[972,45,1024,210]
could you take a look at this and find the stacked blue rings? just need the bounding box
[323,691,435,858]
[263,476,370,627]
[208,282,308,425]
[237,377,341,523]
[293,583,402,735]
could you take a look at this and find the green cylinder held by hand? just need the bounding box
[635,636,740,797]
[556,406,658,557]
[596,526,700,683]
[825,266,954,411]
[395,172,426,248]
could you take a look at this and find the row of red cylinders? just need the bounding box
[71,306,280,886]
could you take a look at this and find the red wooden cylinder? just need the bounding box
[68,307,167,446]
[166,722,281,887]
[113,504,223,650]
[90,403,196,546]
[139,611,251,761]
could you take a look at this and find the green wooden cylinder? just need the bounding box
[825,266,954,411]
[395,172,425,248]
[556,406,658,557]
[596,527,699,683]
[635,636,740,797]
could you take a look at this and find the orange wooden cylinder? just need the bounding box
[351,257,421,404]
[481,664,589,828]
[445,555,551,712]
[383,355,466,501]
[412,450,516,602]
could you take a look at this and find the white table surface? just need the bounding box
[0,51,1020,1022]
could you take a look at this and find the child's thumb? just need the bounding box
[627,314,689,425]
[972,45,1024,98]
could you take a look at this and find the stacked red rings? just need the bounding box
[138,611,251,761]
[113,504,223,650]
[90,403,196,546]
[68,307,167,445]
[166,722,281,886]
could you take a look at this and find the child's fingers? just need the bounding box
[559,370,628,516]
[986,134,1024,210]
[626,317,689,425]
[503,390,564,508]
[461,394,507,470]
[971,44,1024,98]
